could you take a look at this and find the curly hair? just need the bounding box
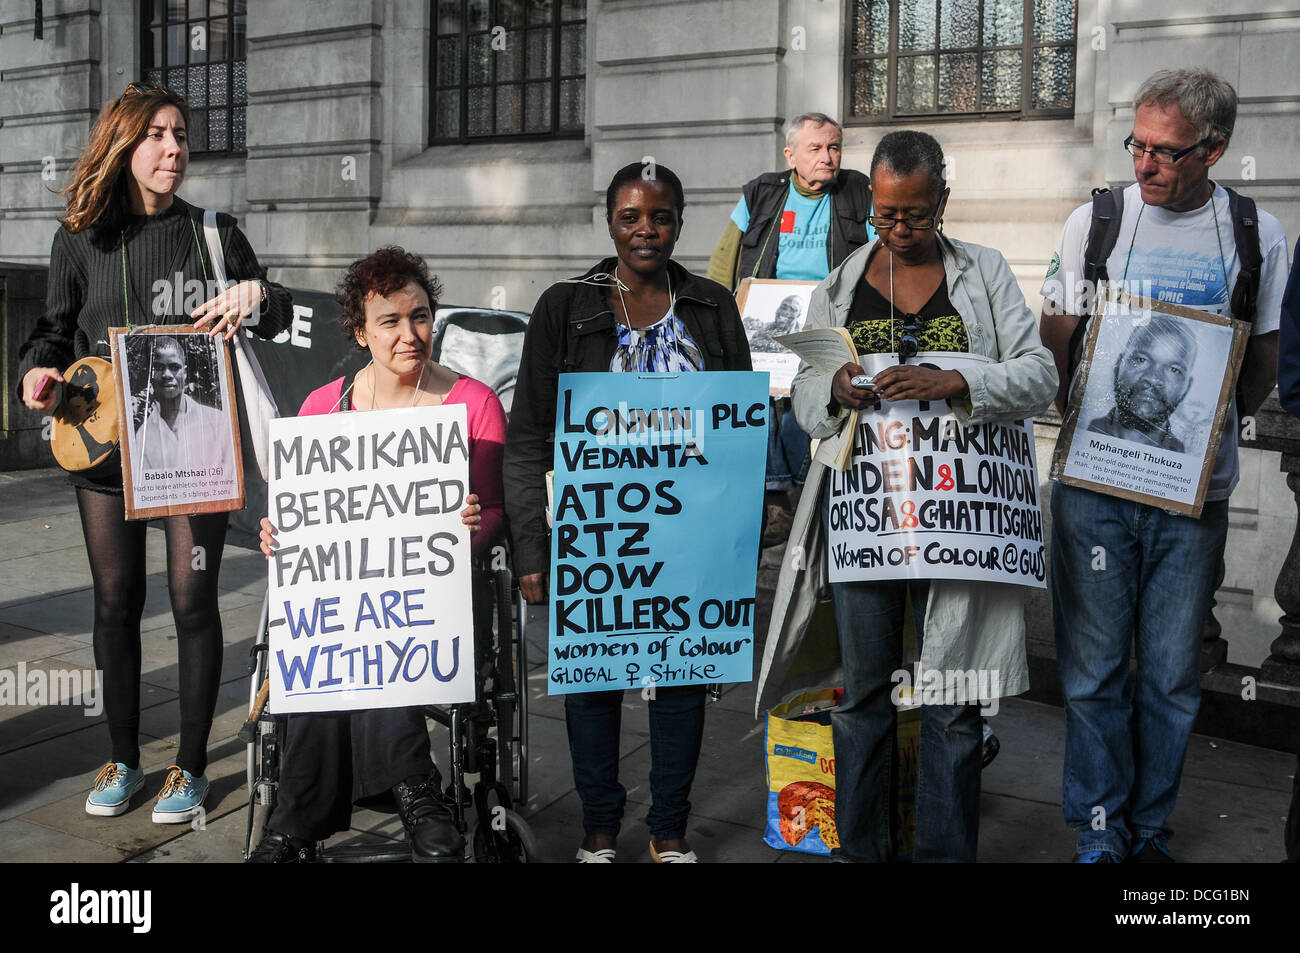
[61,83,191,234]
[336,246,444,348]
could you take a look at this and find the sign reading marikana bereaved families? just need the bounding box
[549,372,768,694]
[826,353,1046,588]
[267,406,475,713]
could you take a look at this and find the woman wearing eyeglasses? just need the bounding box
[758,130,1056,862]
[17,83,291,823]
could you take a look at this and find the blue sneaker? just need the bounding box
[1130,837,1175,863]
[151,765,208,824]
[1073,849,1121,863]
[85,761,145,816]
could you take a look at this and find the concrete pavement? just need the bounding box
[0,467,1292,863]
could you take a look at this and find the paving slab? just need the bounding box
[0,817,132,863]
[19,742,249,856]
[0,623,87,667]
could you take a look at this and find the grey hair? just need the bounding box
[870,130,946,197]
[1134,69,1237,153]
[784,112,842,148]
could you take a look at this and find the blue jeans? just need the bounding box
[564,685,706,839]
[1051,482,1229,859]
[766,397,811,491]
[824,492,982,862]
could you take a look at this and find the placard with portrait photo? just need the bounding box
[111,327,245,519]
[1050,289,1249,517]
[734,278,820,396]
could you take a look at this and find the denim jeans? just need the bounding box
[824,488,982,862]
[1051,482,1229,859]
[564,684,706,839]
[766,397,812,491]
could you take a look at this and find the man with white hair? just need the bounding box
[1041,68,1290,864]
[708,113,875,521]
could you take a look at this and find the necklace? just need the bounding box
[337,359,433,412]
[612,264,673,332]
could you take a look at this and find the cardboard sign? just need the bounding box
[266,405,475,713]
[735,279,820,396]
[1051,289,1249,517]
[826,353,1046,588]
[111,327,244,519]
[548,371,767,694]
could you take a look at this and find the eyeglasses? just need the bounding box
[898,313,922,364]
[1123,134,1212,165]
[867,212,938,231]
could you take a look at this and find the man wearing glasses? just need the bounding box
[1039,69,1290,863]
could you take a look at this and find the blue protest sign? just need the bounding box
[548,371,768,694]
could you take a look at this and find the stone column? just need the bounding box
[1264,460,1300,687]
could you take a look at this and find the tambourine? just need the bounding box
[50,357,120,473]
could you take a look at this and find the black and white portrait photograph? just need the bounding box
[1081,311,1227,461]
[113,329,243,519]
[734,278,819,395]
[1053,292,1247,516]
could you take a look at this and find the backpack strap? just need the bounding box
[1226,187,1262,324]
[1067,187,1124,378]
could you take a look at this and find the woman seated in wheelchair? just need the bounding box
[250,246,506,862]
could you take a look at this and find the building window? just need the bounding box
[846,0,1076,122]
[142,0,248,154]
[431,0,586,143]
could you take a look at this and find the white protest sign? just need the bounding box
[825,353,1045,588]
[267,405,475,713]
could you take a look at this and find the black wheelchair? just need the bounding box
[240,558,536,863]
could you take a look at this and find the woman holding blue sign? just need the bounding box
[758,131,1056,862]
[250,247,505,862]
[505,162,752,862]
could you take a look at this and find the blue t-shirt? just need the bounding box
[730,183,876,282]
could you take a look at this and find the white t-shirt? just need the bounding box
[134,393,235,477]
[1041,182,1290,500]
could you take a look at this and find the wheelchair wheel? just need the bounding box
[243,594,280,858]
[470,808,539,863]
[491,569,529,809]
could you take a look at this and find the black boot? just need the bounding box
[247,828,316,863]
[392,773,464,863]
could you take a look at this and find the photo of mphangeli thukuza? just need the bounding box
[113,328,243,518]
[1054,290,1248,515]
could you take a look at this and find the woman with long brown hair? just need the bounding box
[18,83,292,823]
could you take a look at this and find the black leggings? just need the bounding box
[76,487,228,775]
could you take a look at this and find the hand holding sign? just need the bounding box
[871,364,970,403]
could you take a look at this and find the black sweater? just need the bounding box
[18,197,292,386]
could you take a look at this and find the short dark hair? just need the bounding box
[605,161,686,223]
[153,335,184,357]
[336,246,443,347]
[870,131,946,198]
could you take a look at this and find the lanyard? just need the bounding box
[119,216,208,330]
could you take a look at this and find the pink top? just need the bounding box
[298,373,506,557]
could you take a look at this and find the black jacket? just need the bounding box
[737,169,872,282]
[503,258,752,577]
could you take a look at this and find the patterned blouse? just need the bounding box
[609,306,704,373]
